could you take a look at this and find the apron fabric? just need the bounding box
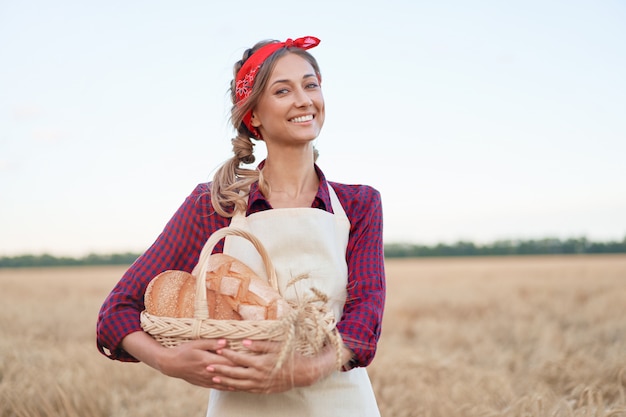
[205,185,380,417]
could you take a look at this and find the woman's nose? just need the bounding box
[294,88,313,107]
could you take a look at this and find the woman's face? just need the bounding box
[250,53,325,145]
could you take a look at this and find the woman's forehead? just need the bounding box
[268,53,317,82]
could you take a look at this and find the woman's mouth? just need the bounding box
[289,115,314,123]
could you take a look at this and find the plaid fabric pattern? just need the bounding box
[96,166,385,368]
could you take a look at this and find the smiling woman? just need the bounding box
[96,36,386,417]
[249,54,325,151]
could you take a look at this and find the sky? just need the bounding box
[1,0,625,256]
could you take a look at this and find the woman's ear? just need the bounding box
[250,111,261,128]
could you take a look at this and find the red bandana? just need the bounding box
[235,36,321,139]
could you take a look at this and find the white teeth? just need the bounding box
[290,115,313,123]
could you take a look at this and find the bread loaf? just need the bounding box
[144,254,290,320]
[144,270,196,318]
[205,253,291,320]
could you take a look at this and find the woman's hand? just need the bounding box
[206,340,351,394]
[156,339,237,388]
[121,331,236,389]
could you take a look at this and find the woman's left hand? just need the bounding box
[206,340,343,394]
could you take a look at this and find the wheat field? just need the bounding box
[0,255,625,416]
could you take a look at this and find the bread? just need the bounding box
[205,253,291,320]
[144,270,197,318]
[144,254,290,320]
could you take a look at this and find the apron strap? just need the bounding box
[327,184,348,223]
[230,184,348,225]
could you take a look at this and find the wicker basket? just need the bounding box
[140,226,339,359]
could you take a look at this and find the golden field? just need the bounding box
[1,255,625,416]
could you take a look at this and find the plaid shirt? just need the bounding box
[96,165,385,368]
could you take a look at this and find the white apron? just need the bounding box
[205,185,380,417]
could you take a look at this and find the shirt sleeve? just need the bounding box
[334,184,386,368]
[96,183,224,361]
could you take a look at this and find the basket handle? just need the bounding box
[192,226,277,319]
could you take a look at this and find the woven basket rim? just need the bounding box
[140,310,282,325]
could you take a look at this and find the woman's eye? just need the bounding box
[275,88,289,95]
[306,82,320,89]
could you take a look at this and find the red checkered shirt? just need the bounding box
[96,165,385,368]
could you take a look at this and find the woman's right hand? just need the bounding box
[121,331,237,388]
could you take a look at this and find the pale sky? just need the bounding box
[1,0,625,256]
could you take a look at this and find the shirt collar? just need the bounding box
[247,161,333,214]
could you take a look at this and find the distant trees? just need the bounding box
[0,253,139,268]
[1,237,625,268]
[384,236,626,258]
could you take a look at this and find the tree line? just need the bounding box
[0,252,140,268]
[384,236,626,258]
[0,236,624,268]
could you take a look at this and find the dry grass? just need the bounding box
[1,255,625,416]
[370,255,626,417]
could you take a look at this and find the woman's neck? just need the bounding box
[262,148,319,208]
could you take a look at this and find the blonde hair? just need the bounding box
[210,40,322,217]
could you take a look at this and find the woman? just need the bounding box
[97,36,386,416]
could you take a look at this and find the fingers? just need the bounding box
[208,367,287,394]
[185,338,228,351]
[159,339,240,386]
[184,338,281,359]
[164,339,294,393]
[240,339,283,354]
[216,341,282,370]
[214,348,267,373]
[206,361,264,393]
[207,340,298,394]
[181,338,238,366]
